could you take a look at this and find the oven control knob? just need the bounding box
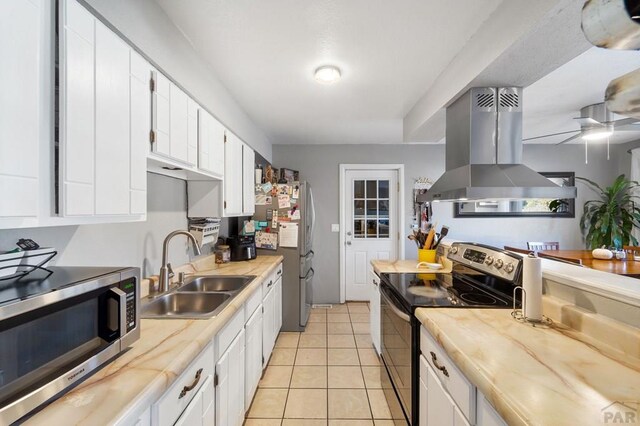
[495,259,504,269]
[449,246,458,255]
[505,263,515,273]
[484,256,494,265]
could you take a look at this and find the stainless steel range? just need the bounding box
[379,242,523,425]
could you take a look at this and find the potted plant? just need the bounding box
[577,174,640,249]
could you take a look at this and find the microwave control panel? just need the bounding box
[120,278,137,332]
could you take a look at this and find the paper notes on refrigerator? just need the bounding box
[278,194,290,209]
[279,223,298,247]
[255,231,278,250]
[288,208,301,220]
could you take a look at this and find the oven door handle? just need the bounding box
[110,287,127,338]
[380,286,410,322]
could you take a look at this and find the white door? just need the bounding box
[224,132,243,216]
[262,286,276,366]
[129,51,150,215]
[242,143,255,215]
[344,169,398,301]
[215,329,246,426]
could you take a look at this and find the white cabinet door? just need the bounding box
[197,109,225,177]
[216,329,246,426]
[152,70,171,157]
[0,0,40,220]
[187,98,198,166]
[129,51,150,215]
[369,270,381,354]
[169,83,190,164]
[94,21,130,215]
[62,0,95,216]
[245,305,263,411]
[174,375,214,426]
[476,393,507,426]
[275,277,283,333]
[262,286,276,367]
[242,143,255,215]
[224,131,243,216]
[426,363,455,426]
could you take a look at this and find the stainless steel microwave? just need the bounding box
[0,266,140,424]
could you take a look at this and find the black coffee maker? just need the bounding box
[226,235,257,261]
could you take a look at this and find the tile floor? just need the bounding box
[244,302,405,426]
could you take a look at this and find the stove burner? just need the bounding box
[458,292,497,305]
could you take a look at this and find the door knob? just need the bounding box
[347,231,352,236]
[346,241,352,245]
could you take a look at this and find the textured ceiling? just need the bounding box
[154,0,502,144]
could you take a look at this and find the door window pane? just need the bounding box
[367,220,378,237]
[354,180,365,198]
[354,220,365,238]
[367,200,377,218]
[354,200,364,217]
[379,180,389,198]
[379,220,389,237]
[378,200,389,218]
[366,180,377,198]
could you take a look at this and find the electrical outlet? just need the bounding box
[331,224,340,232]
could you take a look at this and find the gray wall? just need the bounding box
[84,0,272,161]
[0,174,213,278]
[273,142,626,303]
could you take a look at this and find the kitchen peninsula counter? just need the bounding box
[24,255,283,426]
[415,302,640,426]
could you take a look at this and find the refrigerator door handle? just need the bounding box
[304,267,315,280]
[309,186,316,240]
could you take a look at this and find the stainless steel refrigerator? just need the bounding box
[255,181,315,331]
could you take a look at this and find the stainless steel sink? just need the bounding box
[141,292,232,319]
[177,275,256,293]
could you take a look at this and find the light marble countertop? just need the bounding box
[371,258,453,275]
[415,306,640,426]
[24,255,283,426]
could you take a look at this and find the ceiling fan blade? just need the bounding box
[523,130,579,142]
[611,124,640,132]
[556,132,584,145]
[611,117,639,127]
[574,116,601,126]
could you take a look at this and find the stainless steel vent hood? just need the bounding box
[420,87,577,202]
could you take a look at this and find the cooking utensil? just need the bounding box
[432,226,449,249]
[424,228,436,250]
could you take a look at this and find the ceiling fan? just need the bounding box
[524,102,640,145]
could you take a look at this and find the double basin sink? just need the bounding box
[142,275,256,319]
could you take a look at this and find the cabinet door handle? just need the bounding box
[179,368,203,399]
[429,351,449,377]
[267,280,273,287]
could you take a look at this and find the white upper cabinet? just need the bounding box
[59,0,146,219]
[61,0,95,216]
[151,70,171,157]
[94,22,130,215]
[0,0,41,225]
[168,83,190,164]
[224,133,255,217]
[224,131,244,216]
[242,143,255,216]
[198,109,225,178]
[129,52,150,215]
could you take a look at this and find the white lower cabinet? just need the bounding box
[216,328,246,426]
[419,325,506,426]
[174,375,214,426]
[275,276,283,333]
[151,343,214,426]
[369,269,381,354]
[245,304,263,411]
[262,281,277,366]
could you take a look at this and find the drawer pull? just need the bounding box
[277,268,282,275]
[179,368,203,399]
[430,351,449,378]
[267,280,273,287]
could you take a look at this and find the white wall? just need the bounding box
[83,0,272,161]
[273,142,626,303]
[0,174,205,278]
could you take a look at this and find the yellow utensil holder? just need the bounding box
[418,249,437,263]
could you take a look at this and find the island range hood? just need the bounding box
[420,87,577,202]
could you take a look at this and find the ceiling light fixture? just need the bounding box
[582,126,613,141]
[314,65,341,84]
